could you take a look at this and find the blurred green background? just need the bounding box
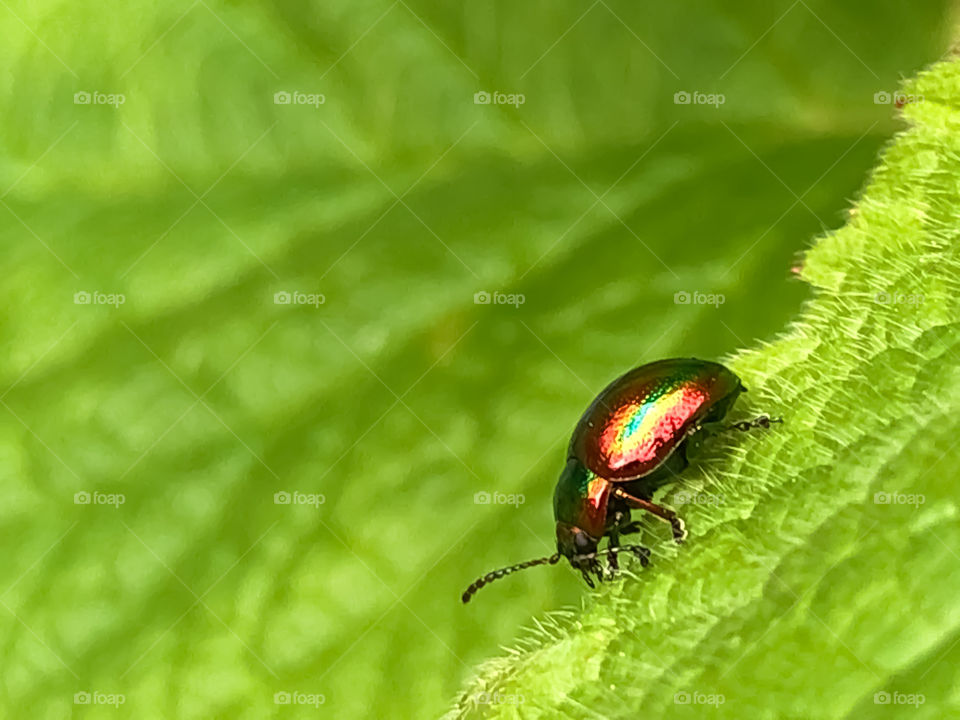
[0,1,955,717]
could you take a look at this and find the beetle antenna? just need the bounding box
[462,553,561,603]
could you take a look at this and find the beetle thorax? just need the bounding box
[553,458,610,540]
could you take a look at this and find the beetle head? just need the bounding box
[555,521,603,585]
[555,521,597,559]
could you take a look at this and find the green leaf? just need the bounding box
[447,57,960,719]
[0,2,954,719]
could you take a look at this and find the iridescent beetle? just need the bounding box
[462,358,780,602]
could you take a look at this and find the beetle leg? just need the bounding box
[726,414,783,432]
[631,545,652,566]
[613,544,651,567]
[611,487,686,543]
[607,539,620,575]
[595,556,608,582]
[575,553,611,585]
[606,513,647,575]
[606,511,624,575]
